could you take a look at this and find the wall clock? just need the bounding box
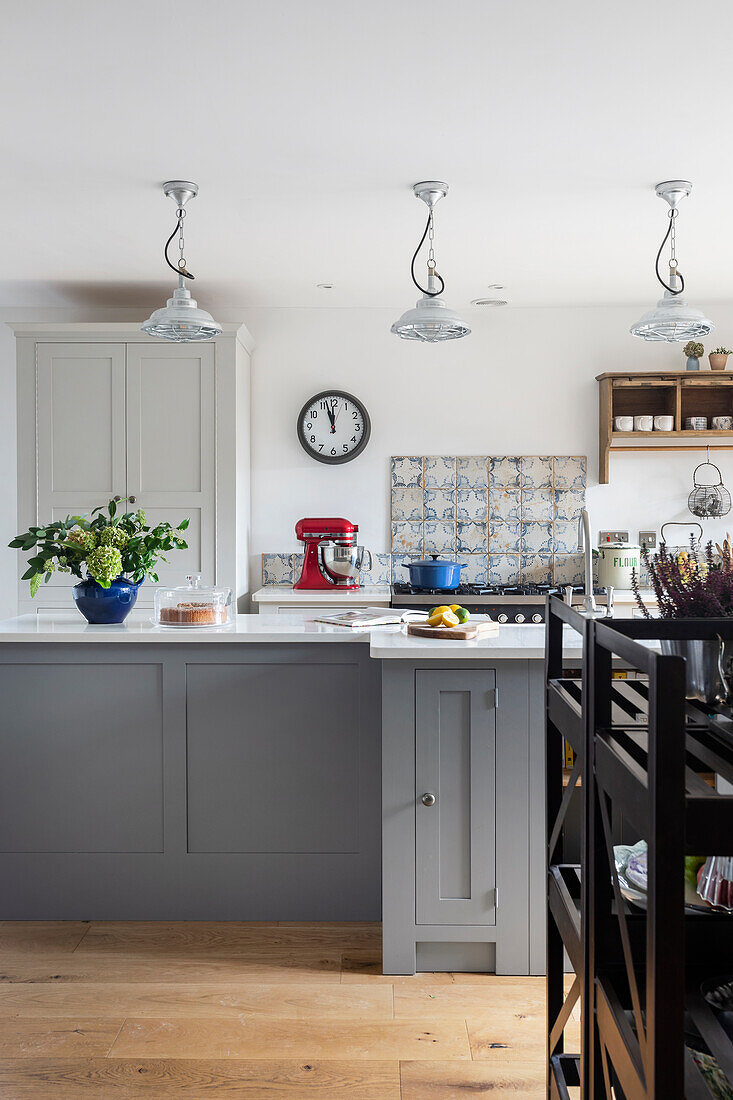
[297,390,371,464]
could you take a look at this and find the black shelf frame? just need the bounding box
[546,600,733,1099]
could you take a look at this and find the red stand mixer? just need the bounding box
[293,518,372,591]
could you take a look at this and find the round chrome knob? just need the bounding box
[129,496,136,504]
[421,792,436,807]
[497,613,508,623]
[515,613,525,623]
[532,613,542,623]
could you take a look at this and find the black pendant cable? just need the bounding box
[164,207,195,281]
[654,206,684,296]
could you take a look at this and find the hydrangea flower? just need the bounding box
[68,528,97,550]
[85,546,122,587]
[98,526,129,551]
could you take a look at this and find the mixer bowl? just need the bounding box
[320,543,372,584]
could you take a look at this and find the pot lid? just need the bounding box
[411,556,461,568]
[598,542,641,550]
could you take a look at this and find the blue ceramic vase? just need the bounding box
[686,356,700,372]
[72,575,142,624]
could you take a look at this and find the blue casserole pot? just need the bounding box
[401,555,465,591]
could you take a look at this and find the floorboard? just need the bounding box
[0,921,553,1097]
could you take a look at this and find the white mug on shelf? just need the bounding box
[653,415,674,431]
[633,415,654,432]
[614,416,634,431]
[712,415,733,430]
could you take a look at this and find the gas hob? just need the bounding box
[390,582,607,624]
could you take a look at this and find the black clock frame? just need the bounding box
[297,390,372,465]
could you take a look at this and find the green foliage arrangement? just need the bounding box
[684,341,705,359]
[9,498,189,597]
[711,347,733,355]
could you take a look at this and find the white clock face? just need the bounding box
[297,391,371,464]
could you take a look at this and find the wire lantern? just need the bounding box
[688,459,732,519]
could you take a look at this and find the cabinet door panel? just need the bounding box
[36,344,126,591]
[126,345,215,585]
[416,670,496,925]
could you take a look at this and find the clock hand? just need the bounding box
[325,403,336,434]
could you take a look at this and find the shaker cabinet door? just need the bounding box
[415,669,497,926]
[36,343,127,591]
[125,343,216,588]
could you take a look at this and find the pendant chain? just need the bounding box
[427,209,436,274]
[177,208,187,272]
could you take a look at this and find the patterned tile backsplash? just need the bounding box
[261,455,588,587]
[390,455,587,587]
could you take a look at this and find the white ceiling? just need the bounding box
[2,0,732,312]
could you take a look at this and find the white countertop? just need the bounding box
[252,585,390,603]
[0,613,585,660]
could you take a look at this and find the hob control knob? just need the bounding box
[497,613,508,623]
[532,613,542,623]
[515,613,526,623]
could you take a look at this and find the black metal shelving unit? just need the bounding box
[546,600,733,1099]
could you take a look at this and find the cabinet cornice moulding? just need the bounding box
[6,321,255,353]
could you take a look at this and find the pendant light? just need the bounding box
[630,181,713,343]
[141,181,222,342]
[391,182,470,342]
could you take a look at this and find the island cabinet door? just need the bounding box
[415,669,497,926]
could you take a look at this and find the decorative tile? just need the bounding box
[489,554,521,585]
[522,522,553,555]
[391,486,423,521]
[457,456,488,488]
[554,520,580,554]
[391,553,422,583]
[457,522,488,553]
[489,487,521,523]
[424,456,456,488]
[554,489,585,522]
[522,554,553,584]
[291,552,304,583]
[391,456,423,487]
[521,456,553,488]
[554,456,586,490]
[490,520,522,553]
[424,489,456,522]
[457,488,488,523]
[489,456,521,487]
[364,552,392,585]
[553,554,585,586]
[424,521,456,554]
[521,489,554,522]
[456,554,488,585]
[391,521,423,553]
[262,553,293,585]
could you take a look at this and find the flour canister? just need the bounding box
[596,541,642,589]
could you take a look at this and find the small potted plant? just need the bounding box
[684,340,705,371]
[9,498,189,624]
[632,537,733,703]
[709,346,732,371]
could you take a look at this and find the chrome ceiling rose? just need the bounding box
[141,180,222,342]
[392,181,470,342]
[630,180,713,343]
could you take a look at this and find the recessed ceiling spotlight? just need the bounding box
[471,297,508,307]
[316,283,334,289]
[487,283,504,290]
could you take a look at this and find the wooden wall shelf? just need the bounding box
[597,370,733,483]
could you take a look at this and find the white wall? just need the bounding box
[2,302,733,621]
[246,303,733,572]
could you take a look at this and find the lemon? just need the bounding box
[449,604,462,612]
[426,612,444,628]
[441,609,460,628]
[429,605,451,618]
[455,607,470,624]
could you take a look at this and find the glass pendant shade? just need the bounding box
[629,283,713,343]
[391,293,471,342]
[141,284,222,342]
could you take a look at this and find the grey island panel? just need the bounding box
[0,662,163,853]
[0,642,381,919]
[186,661,360,853]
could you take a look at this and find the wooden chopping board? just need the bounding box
[406,619,500,641]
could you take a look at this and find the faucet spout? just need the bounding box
[577,509,606,618]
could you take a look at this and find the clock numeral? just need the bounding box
[331,448,336,456]
[309,410,318,418]
[318,443,324,451]
[352,411,358,419]
[342,444,348,452]
[351,436,356,444]
[310,435,316,443]
[306,422,312,430]
[355,423,361,431]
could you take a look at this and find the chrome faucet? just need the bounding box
[577,508,610,619]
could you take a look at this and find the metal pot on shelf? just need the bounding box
[660,637,731,707]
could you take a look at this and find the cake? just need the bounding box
[159,602,226,625]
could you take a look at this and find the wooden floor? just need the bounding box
[0,921,575,1097]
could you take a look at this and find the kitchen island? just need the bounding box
[0,613,582,974]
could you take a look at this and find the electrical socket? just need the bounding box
[599,530,629,544]
[639,531,657,549]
